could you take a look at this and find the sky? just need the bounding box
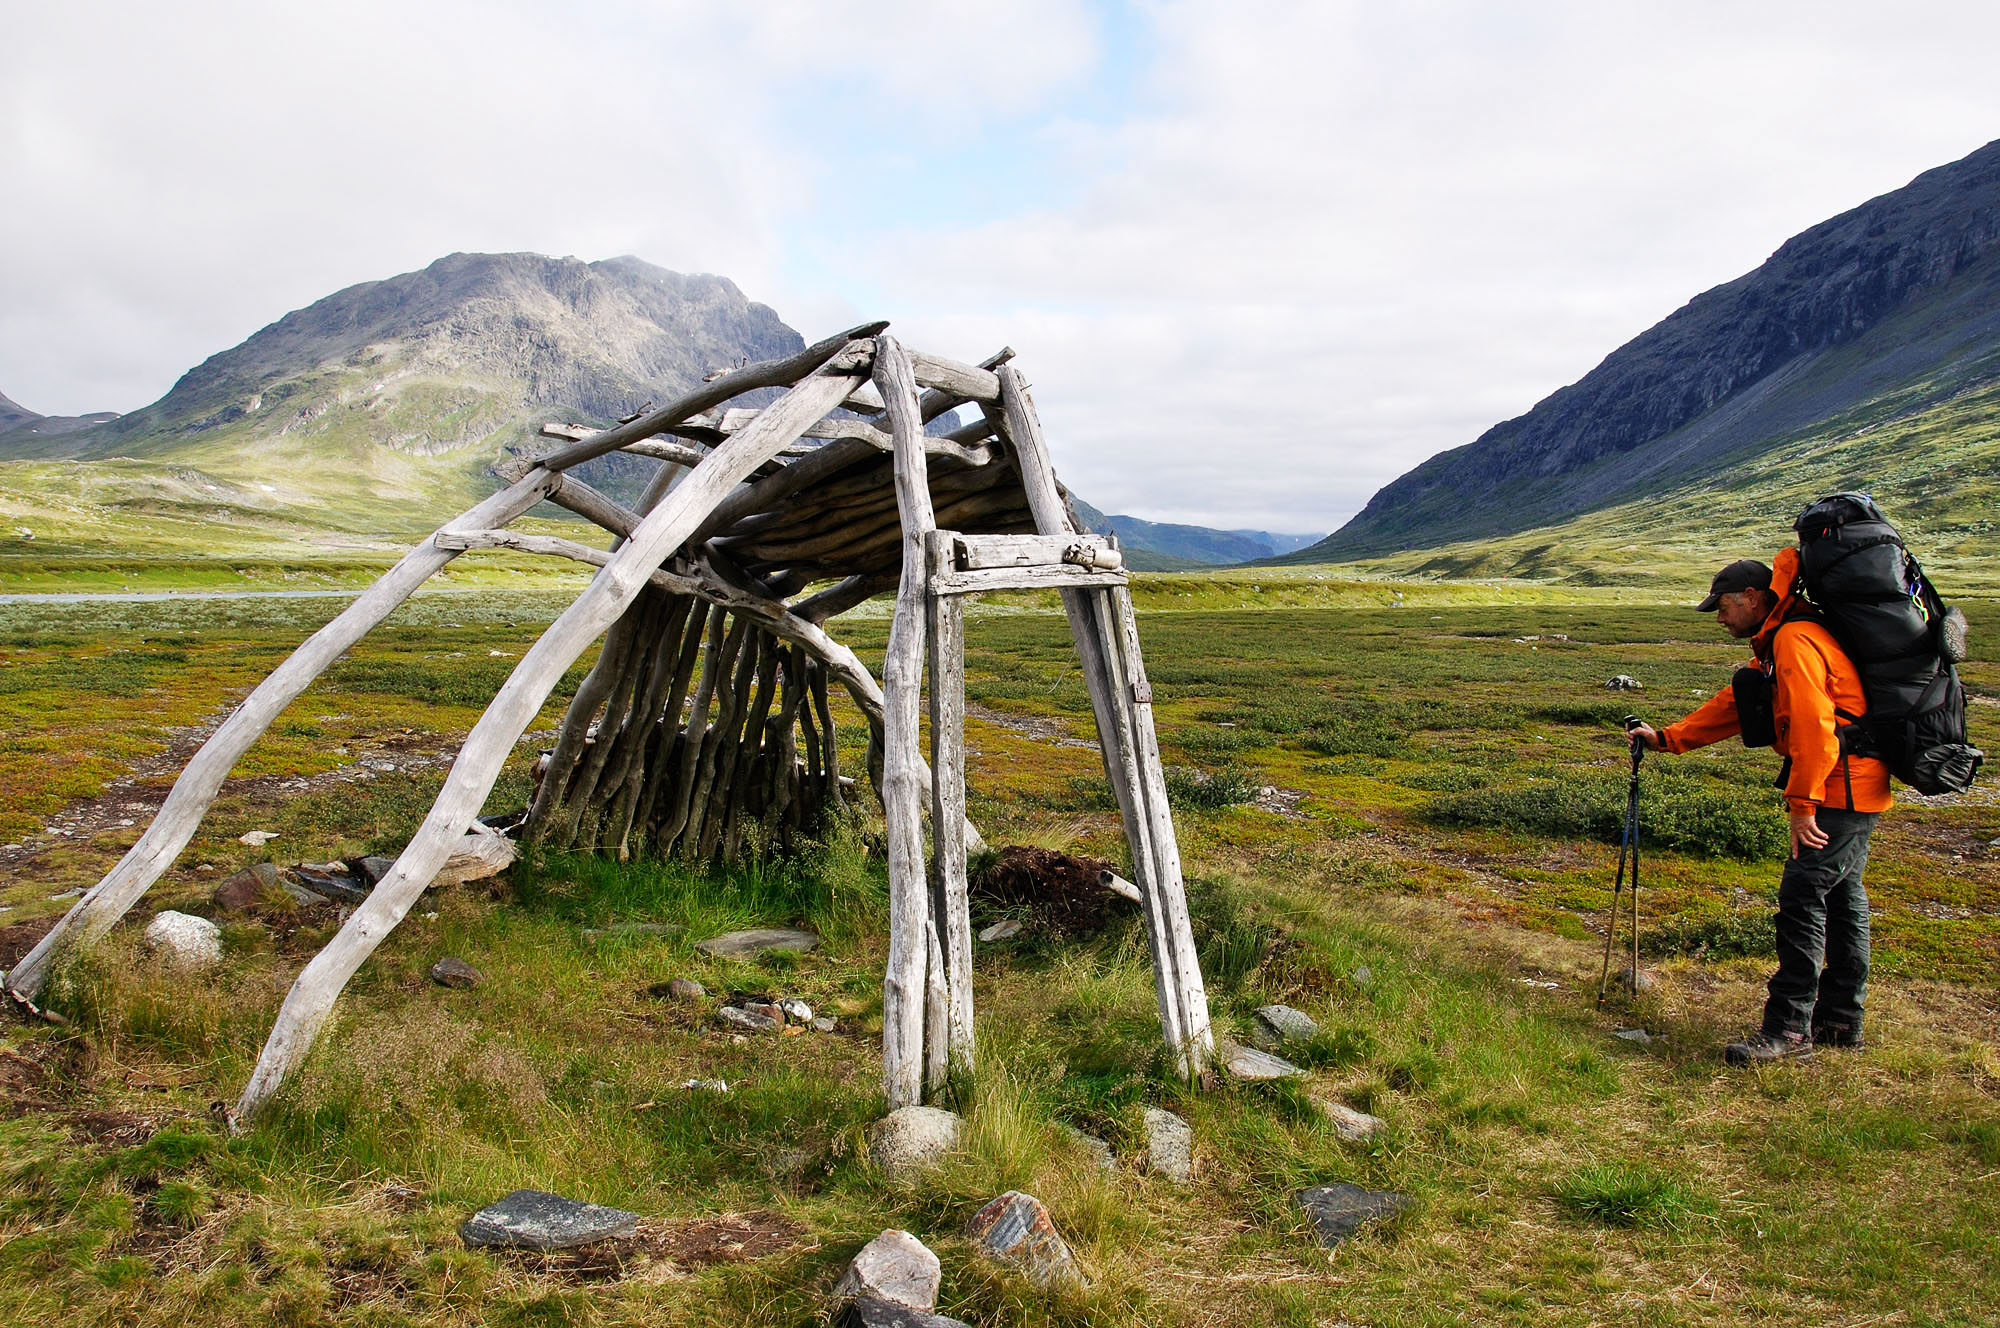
[6,1,2000,536]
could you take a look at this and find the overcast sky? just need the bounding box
[7,2,2000,535]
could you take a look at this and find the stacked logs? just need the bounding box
[526,587,845,861]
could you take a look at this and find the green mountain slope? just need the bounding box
[1298,137,2000,565]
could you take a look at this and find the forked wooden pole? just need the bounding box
[231,354,870,1124]
[3,465,563,1006]
[875,333,939,1111]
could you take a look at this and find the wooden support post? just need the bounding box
[925,528,974,1078]
[231,354,870,1124]
[875,333,938,1111]
[4,464,562,1006]
[992,365,1212,1077]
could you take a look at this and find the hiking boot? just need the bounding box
[1811,1022,1865,1050]
[1724,1030,1814,1066]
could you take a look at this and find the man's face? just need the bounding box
[1716,588,1770,639]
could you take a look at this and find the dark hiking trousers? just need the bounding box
[1763,807,1878,1039]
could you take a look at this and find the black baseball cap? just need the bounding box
[1695,559,1772,612]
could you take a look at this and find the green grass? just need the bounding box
[1,591,1996,1326]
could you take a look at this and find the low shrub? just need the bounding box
[1423,767,1787,860]
[1163,765,1258,811]
[1641,907,1776,959]
[1554,1161,1713,1229]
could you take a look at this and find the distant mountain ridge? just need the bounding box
[2,253,1281,561]
[1068,496,1320,568]
[1301,137,2000,562]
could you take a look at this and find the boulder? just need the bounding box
[1143,1108,1193,1182]
[433,827,517,887]
[290,865,369,904]
[213,862,282,912]
[966,1191,1082,1288]
[459,1189,640,1250]
[843,1297,973,1328]
[429,957,483,989]
[357,856,396,884]
[142,911,223,970]
[1314,1098,1386,1143]
[1250,1004,1319,1050]
[867,1106,962,1178]
[1219,1041,1306,1081]
[694,927,820,959]
[831,1228,941,1311]
[1294,1183,1410,1248]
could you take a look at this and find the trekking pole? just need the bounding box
[1597,716,1646,1004]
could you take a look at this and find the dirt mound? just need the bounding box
[971,846,1129,937]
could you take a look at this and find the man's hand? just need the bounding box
[1789,807,1829,858]
[1628,722,1662,751]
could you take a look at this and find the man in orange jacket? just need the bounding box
[1629,549,1891,1065]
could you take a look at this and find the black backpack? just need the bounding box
[1792,492,1982,795]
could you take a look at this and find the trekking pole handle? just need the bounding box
[1623,714,1646,764]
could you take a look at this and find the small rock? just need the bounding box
[459,1189,640,1250]
[663,977,706,1001]
[779,998,814,1023]
[1352,965,1374,989]
[867,1106,963,1178]
[430,957,483,989]
[213,862,282,911]
[1294,1183,1410,1248]
[682,1078,729,1093]
[718,1005,783,1032]
[1250,1004,1319,1050]
[966,1191,1082,1288]
[813,1016,838,1033]
[831,1228,941,1311]
[1615,966,1658,995]
[357,856,396,884]
[1613,1027,1653,1044]
[237,830,279,846]
[694,927,820,959]
[434,828,518,888]
[1058,1123,1117,1172]
[1605,674,1643,691]
[1220,1040,1307,1081]
[843,1297,973,1328]
[978,919,1022,942]
[1314,1098,1387,1143]
[290,865,368,904]
[744,1000,786,1024]
[1143,1108,1193,1182]
[142,911,223,970]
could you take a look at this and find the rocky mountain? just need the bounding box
[1302,137,2000,562]
[1069,496,1322,568]
[0,389,118,442]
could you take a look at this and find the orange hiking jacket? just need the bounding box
[1659,547,1892,814]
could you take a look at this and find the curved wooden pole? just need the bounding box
[3,466,563,1006]
[231,356,871,1124]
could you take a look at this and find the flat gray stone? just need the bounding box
[1295,1183,1410,1248]
[717,1005,782,1032]
[1251,1004,1319,1050]
[1220,1040,1306,1081]
[813,1016,838,1033]
[1144,1108,1193,1182]
[978,919,1022,942]
[658,977,706,1001]
[430,957,482,989]
[358,856,396,884]
[213,862,281,911]
[1315,1098,1386,1143]
[694,927,819,959]
[459,1189,640,1250]
[291,865,369,904]
[843,1297,973,1328]
[832,1228,940,1310]
[143,911,222,970]
[868,1106,962,1179]
[966,1191,1081,1288]
[1059,1123,1116,1172]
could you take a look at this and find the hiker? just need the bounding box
[1628,548,1890,1065]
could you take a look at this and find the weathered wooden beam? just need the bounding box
[932,564,1130,597]
[909,350,1001,403]
[3,463,564,1006]
[925,529,974,1080]
[952,534,1122,571]
[875,333,938,1113]
[232,354,871,1124]
[537,322,884,471]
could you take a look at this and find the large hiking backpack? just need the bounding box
[1792,492,1983,795]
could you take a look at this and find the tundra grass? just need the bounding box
[1,594,1996,1325]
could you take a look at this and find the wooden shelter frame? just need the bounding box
[3,326,1213,1123]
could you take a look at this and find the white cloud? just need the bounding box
[6,0,1999,536]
